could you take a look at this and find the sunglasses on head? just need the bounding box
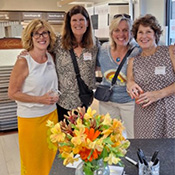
[113,13,131,19]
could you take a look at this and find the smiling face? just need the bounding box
[32,27,50,51]
[136,24,157,49]
[70,13,88,39]
[112,20,131,47]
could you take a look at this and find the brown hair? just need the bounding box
[61,5,94,50]
[132,14,163,44]
[22,19,56,52]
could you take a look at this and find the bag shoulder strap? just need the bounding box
[69,49,81,79]
[111,47,135,86]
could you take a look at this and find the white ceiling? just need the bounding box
[57,0,129,11]
[0,0,130,12]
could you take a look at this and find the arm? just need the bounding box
[170,45,175,72]
[95,44,102,77]
[137,46,175,107]
[8,57,57,105]
[126,57,143,99]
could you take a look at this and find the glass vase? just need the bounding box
[75,159,110,175]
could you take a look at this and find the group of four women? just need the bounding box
[8,5,175,175]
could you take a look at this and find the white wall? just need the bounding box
[134,0,167,45]
[0,22,23,38]
[89,3,129,38]
[139,0,166,26]
[0,49,22,66]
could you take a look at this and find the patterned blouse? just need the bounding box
[54,35,99,110]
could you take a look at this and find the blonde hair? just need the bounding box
[109,16,132,50]
[22,19,56,52]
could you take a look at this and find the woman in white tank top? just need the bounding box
[8,19,58,175]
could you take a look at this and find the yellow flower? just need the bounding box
[71,127,86,146]
[101,128,113,138]
[87,138,104,152]
[46,120,54,127]
[110,134,121,144]
[50,123,65,142]
[59,145,72,154]
[62,152,79,165]
[101,113,112,126]
[84,107,96,120]
[104,153,120,165]
[76,118,85,130]
[112,119,124,134]
[72,145,83,154]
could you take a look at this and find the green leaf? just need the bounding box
[66,134,73,140]
[103,137,113,145]
[95,116,101,128]
[59,142,73,147]
[100,125,110,130]
[83,163,94,175]
[87,149,94,160]
[102,147,108,157]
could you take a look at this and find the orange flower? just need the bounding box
[85,128,100,141]
[79,128,101,162]
[79,147,101,162]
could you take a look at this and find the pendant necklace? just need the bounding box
[116,57,120,62]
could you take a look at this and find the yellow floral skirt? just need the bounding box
[18,109,58,175]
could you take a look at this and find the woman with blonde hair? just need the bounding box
[8,19,58,175]
[96,14,141,138]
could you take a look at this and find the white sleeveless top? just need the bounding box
[16,52,58,118]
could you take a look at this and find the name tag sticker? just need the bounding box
[47,61,52,66]
[47,61,54,70]
[83,52,92,60]
[155,66,166,75]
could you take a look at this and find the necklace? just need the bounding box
[116,57,120,62]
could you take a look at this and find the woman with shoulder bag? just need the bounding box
[54,5,99,120]
[96,14,141,138]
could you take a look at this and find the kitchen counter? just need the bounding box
[50,139,175,175]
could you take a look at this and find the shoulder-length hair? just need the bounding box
[109,16,132,50]
[61,5,94,50]
[132,14,163,44]
[22,19,56,52]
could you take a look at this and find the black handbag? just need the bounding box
[69,49,94,109]
[94,47,135,102]
[94,84,113,102]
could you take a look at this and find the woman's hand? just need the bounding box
[127,57,144,99]
[127,81,144,99]
[136,91,161,108]
[39,92,59,105]
[17,50,28,59]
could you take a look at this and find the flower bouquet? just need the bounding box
[47,107,130,175]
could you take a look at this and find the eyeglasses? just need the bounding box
[113,13,131,19]
[32,31,50,39]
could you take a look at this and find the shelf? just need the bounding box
[0,66,17,131]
